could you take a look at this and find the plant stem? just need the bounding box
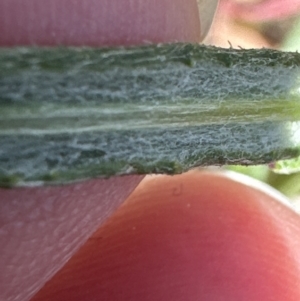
[1,44,300,186]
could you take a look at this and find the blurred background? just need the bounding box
[203,0,300,209]
[205,0,300,50]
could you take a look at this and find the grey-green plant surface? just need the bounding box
[1,43,300,186]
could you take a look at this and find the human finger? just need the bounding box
[31,170,300,301]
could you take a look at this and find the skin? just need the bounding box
[227,0,300,22]
[1,0,300,300]
[0,0,201,46]
[31,171,300,301]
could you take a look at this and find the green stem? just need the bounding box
[1,44,300,186]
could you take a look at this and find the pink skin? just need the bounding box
[226,0,300,22]
[0,176,143,301]
[2,1,300,301]
[0,1,202,301]
[0,0,201,46]
[31,172,300,301]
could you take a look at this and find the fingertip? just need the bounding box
[31,171,300,301]
[0,0,201,46]
[0,175,143,301]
